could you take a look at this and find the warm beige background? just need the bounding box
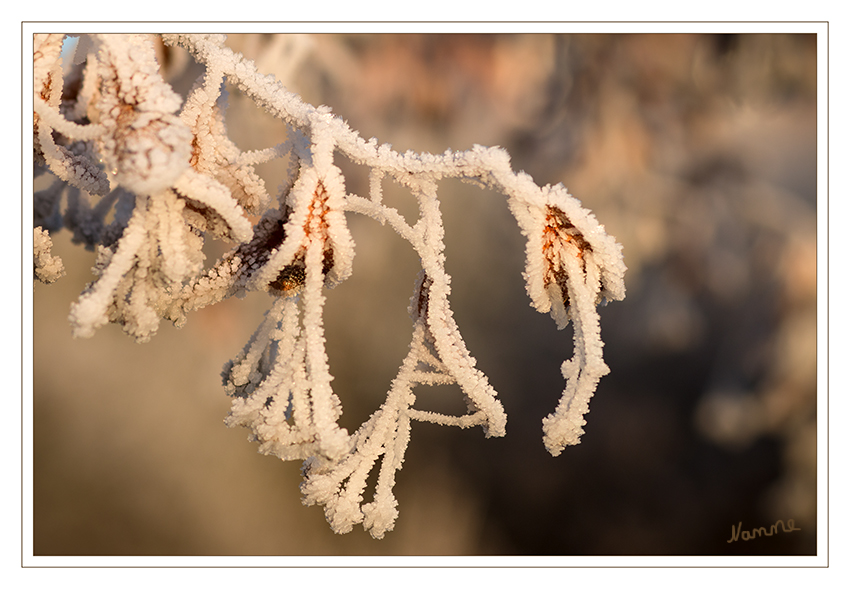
[33,33,817,555]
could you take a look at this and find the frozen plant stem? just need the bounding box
[33,33,626,538]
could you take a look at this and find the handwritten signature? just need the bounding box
[727,519,801,543]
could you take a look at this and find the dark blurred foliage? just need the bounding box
[34,33,817,556]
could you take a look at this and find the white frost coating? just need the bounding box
[180,69,272,216]
[223,296,347,461]
[92,34,193,196]
[34,97,106,141]
[172,169,253,243]
[37,34,626,538]
[34,36,112,198]
[33,35,109,196]
[68,195,150,339]
[33,227,65,284]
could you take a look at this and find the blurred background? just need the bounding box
[33,33,817,556]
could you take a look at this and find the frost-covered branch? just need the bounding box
[33,33,626,538]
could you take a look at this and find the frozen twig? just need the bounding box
[33,33,626,537]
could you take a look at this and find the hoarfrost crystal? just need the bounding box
[33,33,626,538]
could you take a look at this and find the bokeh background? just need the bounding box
[33,33,818,556]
